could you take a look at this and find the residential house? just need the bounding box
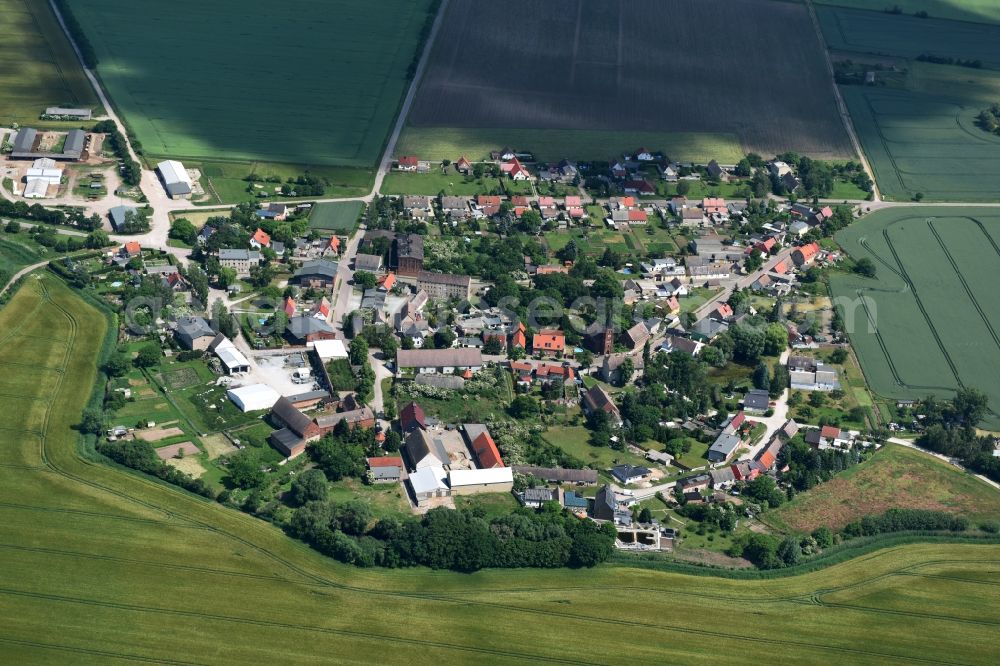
[791,242,820,267]
[255,203,288,221]
[249,228,271,249]
[434,196,468,222]
[532,330,565,357]
[455,156,473,175]
[286,316,337,344]
[218,249,261,277]
[314,406,375,432]
[592,485,629,523]
[659,335,704,356]
[707,160,729,182]
[501,157,530,180]
[611,464,652,485]
[519,487,560,508]
[743,389,770,414]
[621,322,650,350]
[174,316,215,351]
[367,456,403,483]
[417,271,472,300]
[678,474,711,494]
[395,156,422,171]
[402,195,433,220]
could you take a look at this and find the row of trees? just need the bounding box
[916,389,1000,482]
[287,501,616,571]
[92,120,141,186]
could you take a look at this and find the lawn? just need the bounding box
[396,126,744,164]
[832,207,1000,428]
[2,274,1000,663]
[765,444,1000,533]
[308,201,364,232]
[0,0,100,125]
[69,0,436,167]
[543,424,650,471]
[192,160,374,205]
[0,236,43,284]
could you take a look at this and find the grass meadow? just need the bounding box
[0,0,99,125]
[767,444,1000,532]
[815,0,1000,25]
[832,207,1000,429]
[0,275,999,662]
[69,0,435,167]
[308,201,363,232]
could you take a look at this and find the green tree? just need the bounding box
[763,323,788,356]
[134,344,161,368]
[217,266,238,289]
[509,395,539,419]
[289,468,328,505]
[353,270,377,290]
[79,407,104,435]
[227,450,266,490]
[169,218,198,245]
[85,229,110,249]
[853,257,877,278]
[349,337,369,366]
[752,361,771,391]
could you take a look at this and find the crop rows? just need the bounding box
[408,0,853,160]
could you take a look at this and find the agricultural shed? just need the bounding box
[227,384,280,412]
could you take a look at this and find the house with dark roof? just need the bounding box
[511,465,598,485]
[286,316,336,344]
[581,385,622,426]
[400,401,426,433]
[404,429,449,470]
[174,316,215,351]
[519,487,559,508]
[611,464,651,485]
[620,322,650,350]
[743,389,770,414]
[394,233,425,275]
[292,260,338,289]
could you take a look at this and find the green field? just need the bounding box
[396,126,744,164]
[0,0,99,125]
[69,0,434,167]
[1,276,1000,662]
[832,207,1000,428]
[380,171,506,196]
[192,160,374,205]
[768,444,1000,532]
[308,201,364,232]
[841,85,1000,201]
[815,0,1000,25]
[818,5,1000,67]
[0,237,43,283]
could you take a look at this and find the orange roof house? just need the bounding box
[251,228,271,248]
[283,297,296,318]
[471,431,504,469]
[511,329,527,348]
[628,209,647,223]
[702,198,727,215]
[379,272,397,291]
[456,156,472,173]
[477,195,502,208]
[327,235,341,253]
[564,195,582,207]
[532,330,565,355]
[792,242,820,267]
[666,295,680,314]
[123,241,142,256]
[772,259,789,275]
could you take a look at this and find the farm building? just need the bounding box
[314,407,375,432]
[292,259,339,289]
[408,465,450,505]
[309,339,348,361]
[227,384,280,413]
[395,348,483,376]
[448,467,514,495]
[108,205,138,233]
[404,429,449,470]
[157,160,193,198]
[44,106,92,119]
[22,179,49,199]
[11,127,86,160]
[286,316,336,344]
[209,335,251,374]
[510,465,598,485]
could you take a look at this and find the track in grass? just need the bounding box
[832,207,1000,428]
